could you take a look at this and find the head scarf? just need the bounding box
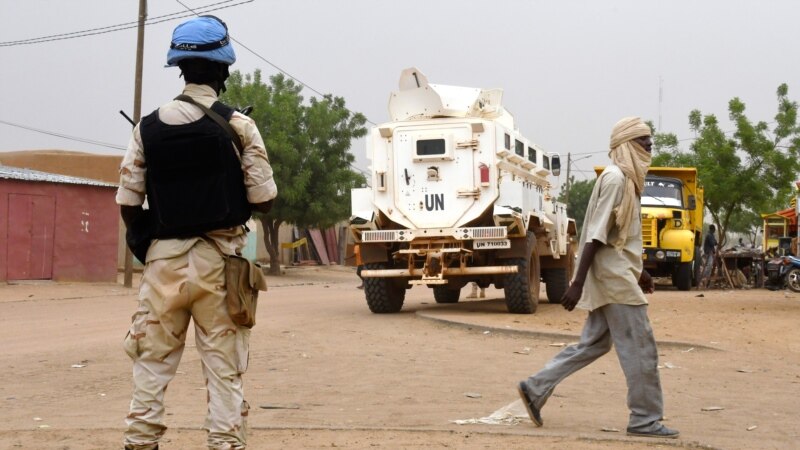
[608,117,652,250]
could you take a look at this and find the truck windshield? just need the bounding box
[642,179,682,208]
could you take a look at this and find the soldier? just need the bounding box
[516,117,679,439]
[117,15,277,450]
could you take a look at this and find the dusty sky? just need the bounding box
[1,0,798,187]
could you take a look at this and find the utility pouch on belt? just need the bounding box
[224,253,267,328]
[206,237,267,328]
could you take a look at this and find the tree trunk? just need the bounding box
[260,216,283,275]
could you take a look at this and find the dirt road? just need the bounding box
[0,266,798,449]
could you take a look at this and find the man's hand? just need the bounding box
[638,269,654,294]
[560,281,584,312]
[560,240,601,312]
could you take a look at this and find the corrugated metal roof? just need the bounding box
[0,165,118,188]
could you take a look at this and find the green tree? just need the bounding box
[222,70,367,274]
[651,84,800,248]
[559,177,596,232]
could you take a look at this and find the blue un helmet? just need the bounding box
[166,15,236,67]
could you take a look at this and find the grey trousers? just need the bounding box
[523,303,664,431]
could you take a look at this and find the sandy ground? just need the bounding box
[0,266,798,450]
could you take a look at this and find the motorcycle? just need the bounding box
[765,255,800,292]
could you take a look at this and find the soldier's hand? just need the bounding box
[560,281,583,312]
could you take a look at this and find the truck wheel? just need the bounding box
[786,268,800,293]
[545,244,575,303]
[503,256,540,314]
[363,262,406,313]
[433,285,461,303]
[675,262,692,291]
[692,246,702,287]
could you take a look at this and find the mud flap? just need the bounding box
[359,242,389,264]
[495,232,536,260]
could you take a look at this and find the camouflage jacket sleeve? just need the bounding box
[116,125,146,206]
[230,111,278,204]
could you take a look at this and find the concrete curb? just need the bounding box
[415,310,722,352]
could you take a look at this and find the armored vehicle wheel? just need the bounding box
[786,268,800,293]
[545,244,575,303]
[504,256,540,314]
[363,262,406,313]
[675,262,692,291]
[433,285,461,303]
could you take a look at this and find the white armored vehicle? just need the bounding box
[350,68,576,314]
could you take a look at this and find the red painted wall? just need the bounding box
[0,179,119,282]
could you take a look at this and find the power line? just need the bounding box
[172,0,375,180]
[2,0,376,172]
[0,0,253,47]
[173,0,377,127]
[0,119,126,151]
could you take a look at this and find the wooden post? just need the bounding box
[124,0,147,288]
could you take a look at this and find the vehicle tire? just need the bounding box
[785,268,800,293]
[433,285,461,303]
[692,246,702,287]
[363,262,406,313]
[675,262,692,291]
[545,244,575,303]
[503,256,540,314]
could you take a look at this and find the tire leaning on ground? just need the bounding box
[785,267,800,293]
[363,262,406,313]
[433,285,461,303]
[503,256,540,314]
[675,261,693,291]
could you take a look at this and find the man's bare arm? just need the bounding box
[560,240,603,311]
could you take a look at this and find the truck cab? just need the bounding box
[594,166,704,290]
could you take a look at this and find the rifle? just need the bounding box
[119,110,136,127]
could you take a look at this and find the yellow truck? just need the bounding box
[595,166,704,290]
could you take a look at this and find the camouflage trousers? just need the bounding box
[123,240,250,450]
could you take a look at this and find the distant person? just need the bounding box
[117,15,277,450]
[516,117,679,439]
[356,265,365,289]
[466,282,485,298]
[355,244,364,289]
[703,224,718,278]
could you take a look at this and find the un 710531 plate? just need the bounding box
[474,239,511,250]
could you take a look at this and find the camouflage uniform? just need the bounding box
[117,83,277,450]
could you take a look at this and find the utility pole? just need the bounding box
[124,0,147,288]
[564,152,593,210]
[564,152,572,207]
[658,76,663,131]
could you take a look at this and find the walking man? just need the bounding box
[516,117,679,439]
[117,15,277,450]
[703,224,718,280]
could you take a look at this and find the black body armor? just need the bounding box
[140,101,250,238]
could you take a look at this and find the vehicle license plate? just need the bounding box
[474,239,511,250]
